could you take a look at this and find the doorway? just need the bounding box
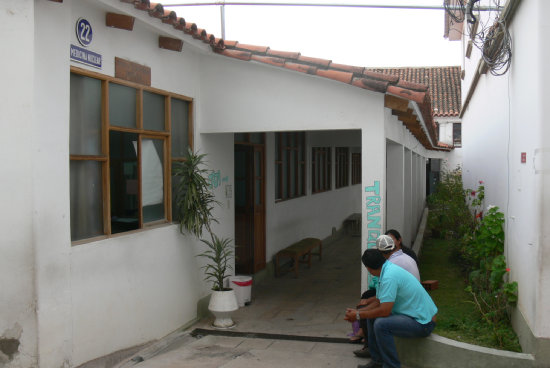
[234,133,266,274]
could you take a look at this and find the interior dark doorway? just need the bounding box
[234,133,266,274]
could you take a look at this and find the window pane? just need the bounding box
[290,150,295,197]
[70,160,103,241]
[282,150,288,199]
[109,131,139,233]
[143,91,165,131]
[255,179,261,205]
[142,138,165,223]
[70,74,102,155]
[171,98,190,157]
[250,133,263,144]
[234,133,247,143]
[109,83,136,128]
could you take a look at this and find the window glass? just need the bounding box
[142,138,165,223]
[70,74,102,155]
[109,83,136,128]
[250,133,263,144]
[234,133,247,143]
[171,98,190,157]
[109,131,139,233]
[70,160,103,241]
[143,91,165,131]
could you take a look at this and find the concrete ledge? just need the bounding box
[396,333,535,368]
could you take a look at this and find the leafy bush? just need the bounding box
[427,170,519,350]
[427,167,474,239]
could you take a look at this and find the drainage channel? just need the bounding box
[190,328,349,344]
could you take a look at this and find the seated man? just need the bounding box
[345,249,437,368]
[353,232,419,356]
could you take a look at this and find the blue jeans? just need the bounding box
[367,315,435,368]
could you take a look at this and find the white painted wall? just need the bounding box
[265,130,362,260]
[198,54,380,133]
[460,0,550,342]
[1,1,455,366]
[0,1,38,367]
[30,1,218,366]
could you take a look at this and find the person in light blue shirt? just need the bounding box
[345,249,437,368]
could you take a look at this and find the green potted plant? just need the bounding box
[173,148,238,328]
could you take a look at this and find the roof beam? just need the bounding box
[385,94,410,112]
[159,36,184,52]
[106,13,135,31]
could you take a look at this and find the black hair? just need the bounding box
[361,249,386,270]
[385,229,407,248]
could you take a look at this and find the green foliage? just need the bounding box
[198,235,234,291]
[461,206,505,268]
[419,237,521,351]
[173,148,220,238]
[427,167,474,239]
[173,148,233,291]
[426,171,520,351]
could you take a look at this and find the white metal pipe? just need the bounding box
[164,2,500,11]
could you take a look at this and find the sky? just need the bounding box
[162,0,463,68]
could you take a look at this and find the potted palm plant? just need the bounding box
[173,148,238,328]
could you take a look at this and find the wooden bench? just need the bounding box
[275,238,322,278]
[343,213,361,237]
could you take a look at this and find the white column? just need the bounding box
[361,120,386,290]
[33,2,73,367]
[386,141,405,234]
[0,1,38,367]
[403,148,413,245]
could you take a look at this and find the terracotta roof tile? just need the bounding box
[235,43,270,53]
[216,48,252,62]
[330,63,365,75]
[297,55,331,68]
[316,69,353,84]
[267,49,301,60]
[387,85,426,104]
[114,0,457,150]
[367,67,461,117]
[284,62,318,75]
[251,55,286,67]
[173,17,186,31]
[362,70,399,83]
[351,77,389,93]
[133,0,150,11]
[223,40,239,48]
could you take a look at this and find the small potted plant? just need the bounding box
[173,148,238,328]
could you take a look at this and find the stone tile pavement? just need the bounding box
[116,235,380,368]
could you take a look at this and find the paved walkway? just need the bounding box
[117,235,379,368]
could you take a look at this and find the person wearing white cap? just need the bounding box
[376,234,420,282]
[345,248,437,368]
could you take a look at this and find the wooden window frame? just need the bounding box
[351,152,361,185]
[453,122,462,147]
[335,147,350,189]
[70,66,193,244]
[311,147,331,194]
[275,132,305,202]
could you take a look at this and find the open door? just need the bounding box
[234,134,266,274]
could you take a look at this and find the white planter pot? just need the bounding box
[208,289,239,328]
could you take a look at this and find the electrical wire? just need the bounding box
[444,0,512,76]
[444,0,466,23]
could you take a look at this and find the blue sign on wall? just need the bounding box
[76,18,93,47]
[70,44,102,68]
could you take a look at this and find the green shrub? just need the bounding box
[427,167,474,239]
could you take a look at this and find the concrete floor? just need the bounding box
[194,234,362,338]
[116,235,374,368]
